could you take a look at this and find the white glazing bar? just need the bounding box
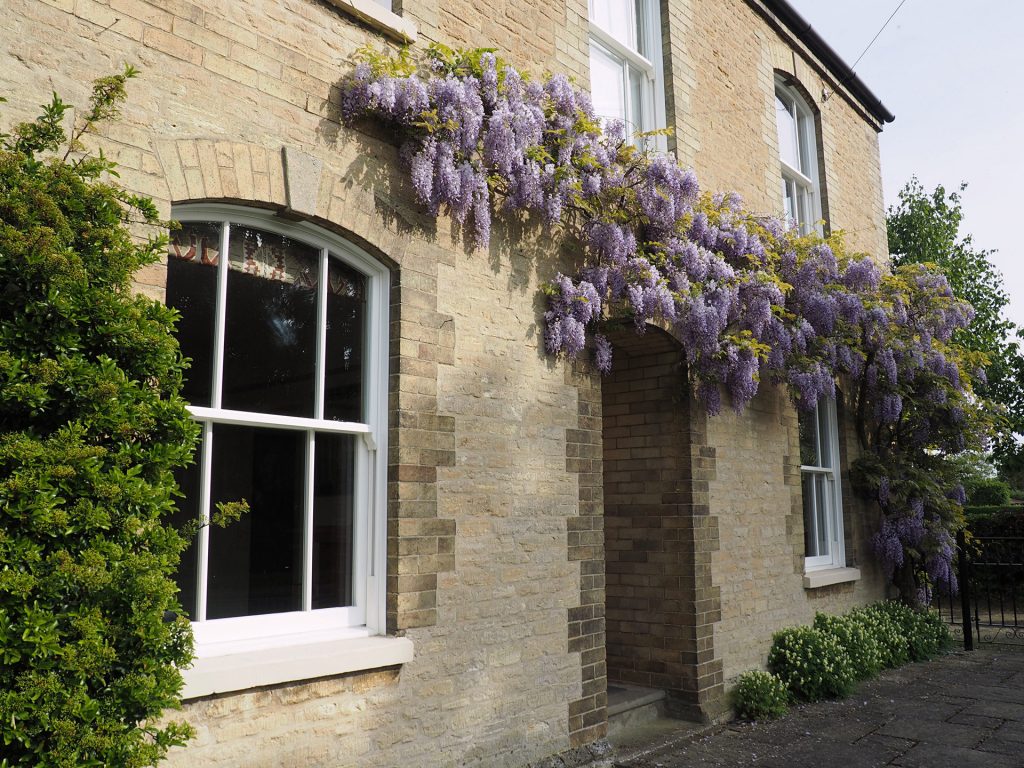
[211,221,231,410]
[187,406,370,435]
[782,162,816,189]
[315,248,328,420]
[196,420,214,622]
[352,438,368,624]
[302,431,315,612]
[367,447,376,579]
[590,25,654,74]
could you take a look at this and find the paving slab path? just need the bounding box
[614,650,1024,768]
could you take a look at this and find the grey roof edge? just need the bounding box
[754,0,896,125]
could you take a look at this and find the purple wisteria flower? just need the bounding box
[340,48,986,602]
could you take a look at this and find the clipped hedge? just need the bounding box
[735,601,952,718]
[965,478,1012,506]
[965,505,1024,537]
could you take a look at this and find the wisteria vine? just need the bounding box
[339,45,992,601]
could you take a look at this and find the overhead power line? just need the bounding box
[849,0,912,71]
[823,0,911,103]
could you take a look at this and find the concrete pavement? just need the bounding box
[611,650,1024,768]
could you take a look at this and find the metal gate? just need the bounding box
[932,530,1024,648]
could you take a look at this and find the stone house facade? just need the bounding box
[3,0,893,765]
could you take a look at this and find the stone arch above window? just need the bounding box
[773,74,826,235]
[152,140,412,262]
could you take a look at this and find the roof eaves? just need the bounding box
[755,0,896,125]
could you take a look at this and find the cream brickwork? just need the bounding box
[664,0,889,259]
[2,0,592,765]
[3,0,893,762]
[706,385,887,685]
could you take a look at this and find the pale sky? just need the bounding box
[787,0,1024,331]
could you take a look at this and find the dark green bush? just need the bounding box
[813,612,882,680]
[0,72,197,765]
[732,670,789,720]
[767,625,856,702]
[966,478,1013,506]
[965,505,1024,537]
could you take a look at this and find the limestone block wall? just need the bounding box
[1,0,600,765]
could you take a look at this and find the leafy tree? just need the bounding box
[0,70,197,765]
[887,178,1024,459]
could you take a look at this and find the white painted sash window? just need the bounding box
[166,205,390,657]
[775,79,822,234]
[588,0,666,148]
[799,397,845,571]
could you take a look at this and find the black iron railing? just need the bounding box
[932,531,1024,648]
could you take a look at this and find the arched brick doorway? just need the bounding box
[601,326,721,722]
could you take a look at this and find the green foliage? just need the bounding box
[767,625,856,702]
[813,612,882,681]
[0,69,197,765]
[888,177,1024,458]
[848,603,910,668]
[732,670,789,720]
[965,505,1024,537]
[866,601,950,662]
[765,602,951,714]
[966,478,1012,506]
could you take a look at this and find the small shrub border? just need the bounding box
[732,670,790,720]
[734,600,952,720]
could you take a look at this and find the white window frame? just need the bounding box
[588,0,667,151]
[775,78,822,235]
[170,205,408,697]
[800,397,845,572]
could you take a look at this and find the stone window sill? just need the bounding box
[181,631,414,699]
[803,566,861,590]
[324,0,417,43]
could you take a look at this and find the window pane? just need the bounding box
[815,475,831,556]
[312,433,356,609]
[798,408,818,466]
[167,222,221,407]
[775,94,799,169]
[628,65,645,137]
[816,401,833,468]
[324,259,366,422]
[802,473,819,556]
[207,424,305,619]
[782,178,796,224]
[591,0,636,49]
[169,434,203,619]
[591,46,626,125]
[634,0,645,54]
[221,226,320,417]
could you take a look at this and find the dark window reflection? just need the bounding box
[169,434,203,619]
[207,424,304,619]
[312,433,355,608]
[221,226,320,417]
[324,259,366,422]
[798,409,818,466]
[166,222,221,407]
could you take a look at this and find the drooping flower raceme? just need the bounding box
[340,45,990,601]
